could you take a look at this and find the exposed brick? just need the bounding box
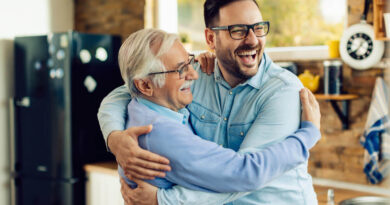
[74,0,145,40]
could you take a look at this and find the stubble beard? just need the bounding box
[216,44,262,81]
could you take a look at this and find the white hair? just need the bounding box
[118,28,179,97]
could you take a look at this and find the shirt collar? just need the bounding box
[213,53,269,90]
[136,97,189,125]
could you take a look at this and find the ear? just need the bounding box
[133,79,153,96]
[205,28,216,50]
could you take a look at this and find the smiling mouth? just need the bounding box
[180,87,191,92]
[236,50,258,65]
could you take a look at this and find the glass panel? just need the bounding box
[177,0,346,49]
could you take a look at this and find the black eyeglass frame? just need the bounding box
[211,21,270,40]
[148,54,195,79]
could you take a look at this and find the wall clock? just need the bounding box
[339,0,384,70]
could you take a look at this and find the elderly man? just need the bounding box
[115,28,320,195]
[99,0,322,204]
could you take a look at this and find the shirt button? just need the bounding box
[224,117,227,121]
[240,132,244,136]
[229,91,233,95]
[201,115,205,119]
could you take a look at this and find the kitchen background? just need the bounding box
[1,0,390,204]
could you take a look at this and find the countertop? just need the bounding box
[85,161,387,204]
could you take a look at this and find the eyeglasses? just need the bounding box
[211,21,270,40]
[148,54,195,79]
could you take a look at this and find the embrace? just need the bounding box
[98,0,322,204]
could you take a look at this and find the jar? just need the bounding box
[323,60,343,95]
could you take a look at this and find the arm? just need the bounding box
[148,119,320,193]
[97,53,216,180]
[98,86,170,179]
[98,85,131,143]
[157,86,316,204]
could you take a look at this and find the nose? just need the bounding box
[244,29,258,46]
[185,64,199,80]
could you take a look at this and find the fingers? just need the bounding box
[207,53,216,75]
[132,156,171,171]
[300,88,310,109]
[307,88,319,109]
[300,87,321,129]
[196,52,215,75]
[197,54,208,74]
[126,125,153,138]
[127,175,147,187]
[137,148,170,165]
[125,165,167,179]
[120,178,132,205]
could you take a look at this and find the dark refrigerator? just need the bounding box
[12,31,123,205]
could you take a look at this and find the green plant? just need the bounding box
[180,33,190,43]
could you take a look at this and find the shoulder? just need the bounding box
[264,64,302,88]
[259,56,302,95]
[127,100,169,127]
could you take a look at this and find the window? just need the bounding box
[177,0,347,60]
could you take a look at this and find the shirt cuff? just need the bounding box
[292,121,321,149]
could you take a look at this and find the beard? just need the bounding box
[216,41,263,81]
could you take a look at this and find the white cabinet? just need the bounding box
[84,162,124,205]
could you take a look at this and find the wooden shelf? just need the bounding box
[373,0,389,40]
[315,94,359,101]
[315,94,359,129]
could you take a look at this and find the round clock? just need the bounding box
[339,22,384,70]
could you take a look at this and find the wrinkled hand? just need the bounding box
[196,51,216,75]
[300,88,321,129]
[121,177,158,205]
[108,125,171,180]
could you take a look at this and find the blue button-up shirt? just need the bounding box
[98,53,318,204]
[117,98,319,194]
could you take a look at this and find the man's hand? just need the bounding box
[108,125,171,180]
[121,177,158,205]
[300,88,321,129]
[196,52,216,75]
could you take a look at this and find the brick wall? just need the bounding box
[303,0,389,187]
[74,0,145,41]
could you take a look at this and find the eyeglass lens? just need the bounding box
[229,23,268,39]
[178,55,195,78]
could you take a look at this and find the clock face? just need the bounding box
[346,33,373,60]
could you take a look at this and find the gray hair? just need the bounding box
[118,28,179,97]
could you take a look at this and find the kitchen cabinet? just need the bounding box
[84,162,124,205]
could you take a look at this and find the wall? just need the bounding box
[74,0,145,41]
[304,0,390,188]
[0,39,13,205]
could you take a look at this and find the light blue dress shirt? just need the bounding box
[117,98,320,193]
[98,53,319,204]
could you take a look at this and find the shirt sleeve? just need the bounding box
[97,85,131,150]
[156,121,320,205]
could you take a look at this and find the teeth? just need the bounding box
[237,50,257,56]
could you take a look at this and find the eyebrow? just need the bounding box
[174,53,190,69]
[175,61,186,69]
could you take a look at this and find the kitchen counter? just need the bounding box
[314,185,386,205]
[85,162,387,204]
[84,161,118,176]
